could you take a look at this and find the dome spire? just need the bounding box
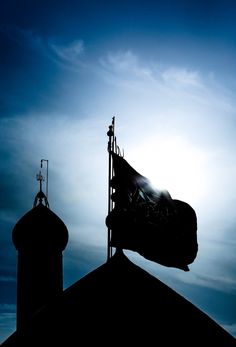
[33,160,49,208]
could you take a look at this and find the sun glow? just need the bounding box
[128,136,207,204]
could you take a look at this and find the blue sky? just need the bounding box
[1,0,236,342]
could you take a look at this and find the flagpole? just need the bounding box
[107,117,115,260]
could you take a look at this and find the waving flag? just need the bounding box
[106,152,198,271]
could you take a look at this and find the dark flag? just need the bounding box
[106,152,198,271]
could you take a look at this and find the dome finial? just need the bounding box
[33,161,49,208]
[36,170,44,193]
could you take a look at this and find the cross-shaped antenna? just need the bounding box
[34,169,49,208]
[36,171,44,192]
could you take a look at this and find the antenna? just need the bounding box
[33,160,49,208]
[41,159,49,199]
[36,171,44,192]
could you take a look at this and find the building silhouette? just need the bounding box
[11,179,68,330]
[2,179,236,346]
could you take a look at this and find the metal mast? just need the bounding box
[107,117,115,260]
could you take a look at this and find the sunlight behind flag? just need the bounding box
[106,122,198,271]
[128,136,208,204]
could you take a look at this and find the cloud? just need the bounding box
[100,50,153,79]
[0,312,16,344]
[1,25,44,52]
[46,38,86,71]
[0,304,16,345]
[64,240,106,288]
[1,25,85,70]
[162,67,202,87]
[172,236,236,295]
[49,39,84,63]
[180,272,236,294]
[0,115,108,246]
[99,49,235,113]
[0,304,16,311]
[0,277,16,283]
[98,49,236,199]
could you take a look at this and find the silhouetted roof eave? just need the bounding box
[2,251,236,346]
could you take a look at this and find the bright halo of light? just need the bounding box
[128,136,208,204]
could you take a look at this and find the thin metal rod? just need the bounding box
[107,117,115,260]
[46,161,48,199]
[110,117,115,258]
[108,149,112,260]
[41,159,49,199]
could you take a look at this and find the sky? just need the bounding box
[0,0,236,342]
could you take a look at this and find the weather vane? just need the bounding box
[36,171,44,192]
[33,159,49,208]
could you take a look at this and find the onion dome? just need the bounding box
[12,203,68,251]
[12,170,68,251]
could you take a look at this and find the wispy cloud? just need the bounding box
[100,50,153,79]
[1,25,85,70]
[48,39,85,65]
[196,273,236,293]
[162,67,202,87]
[0,304,16,312]
[0,304,16,343]
[100,49,204,89]
[0,277,16,283]
[0,311,16,344]
[176,270,236,294]
[2,25,44,52]
[99,49,235,114]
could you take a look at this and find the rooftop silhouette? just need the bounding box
[2,250,236,346]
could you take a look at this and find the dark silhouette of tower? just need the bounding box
[12,172,68,330]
